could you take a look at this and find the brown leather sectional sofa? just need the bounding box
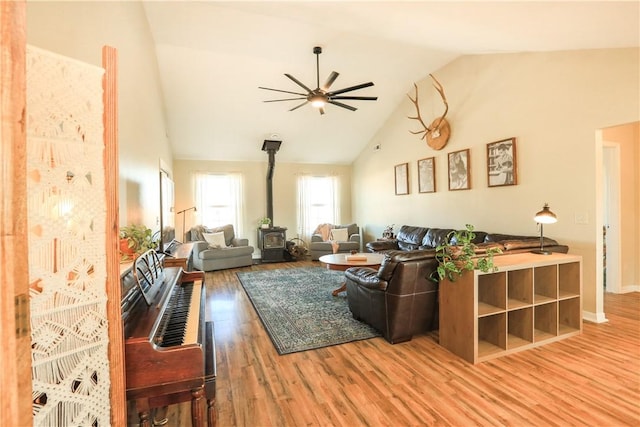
[344,225,569,344]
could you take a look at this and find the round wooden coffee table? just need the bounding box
[319,252,385,296]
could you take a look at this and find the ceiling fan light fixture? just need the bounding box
[259,46,377,114]
[310,94,326,108]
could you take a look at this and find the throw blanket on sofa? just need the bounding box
[313,223,340,253]
[314,223,332,241]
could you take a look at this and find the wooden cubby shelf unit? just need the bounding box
[439,252,583,364]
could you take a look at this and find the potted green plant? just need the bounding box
[119,224,158,261]
[259,217,271,229]
[433,224,502,282]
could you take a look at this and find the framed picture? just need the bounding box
[487,137,517,187]
[394,162,409,195]
[448,149,470,191]
[417,157,436,193]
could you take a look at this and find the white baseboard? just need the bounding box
[583,310,608,323]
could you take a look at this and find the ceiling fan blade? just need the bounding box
[263,97,307,103]
[259,86,307,96]
[322,71,339,91]
[328,82,374,96]
[328,100,357,111]
[289,101,309,111]
[330,96,378,101]
[285,73,313,93]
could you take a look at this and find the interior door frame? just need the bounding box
[602,142,622,294]
[0,1,32,425]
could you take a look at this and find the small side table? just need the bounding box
[163,241,194,270]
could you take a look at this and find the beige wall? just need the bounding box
[27,1,173,230]
[173,159,353,250]
[603,122,640,291]
[352,48,639,316]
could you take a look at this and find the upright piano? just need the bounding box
[121,250,216,426]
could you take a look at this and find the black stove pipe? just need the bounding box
[261,139,282,225]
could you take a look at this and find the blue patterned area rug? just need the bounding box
[236,267,380,355]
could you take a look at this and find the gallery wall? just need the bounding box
[352,48,640,317]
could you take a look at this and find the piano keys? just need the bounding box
[121,250,216,427]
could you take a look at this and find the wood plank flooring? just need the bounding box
[136,260,640,427]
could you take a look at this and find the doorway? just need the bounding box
[602,142,622,294]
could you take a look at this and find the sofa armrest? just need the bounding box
[192,241,209,256]
[231,237,248,247]
[366,239,398,252]
[349,233,360,243]
[311,234,324,243]
[345,267,388,291]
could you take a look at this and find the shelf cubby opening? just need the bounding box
[559,298,581,334]
[534,264,558,303]
[478,272,506,312]
[534,302,558,341]
[508,268,533,309]
[508,307,533,349]
[559,262,581,298]
[478,313,506,358]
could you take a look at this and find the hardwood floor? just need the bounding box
[146,260,640,427]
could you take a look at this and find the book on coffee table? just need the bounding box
[345,255,367,261]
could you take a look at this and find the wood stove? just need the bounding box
[258,226,287,262]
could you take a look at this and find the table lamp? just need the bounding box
[531,203,557,255]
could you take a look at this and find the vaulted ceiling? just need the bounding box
[142,1,639,164]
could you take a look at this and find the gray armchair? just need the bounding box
[309,223,361,261]
[186,224,254,271]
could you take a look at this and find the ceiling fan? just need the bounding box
[259,46,378,115]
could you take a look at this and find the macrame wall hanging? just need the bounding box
[26,45,111,426]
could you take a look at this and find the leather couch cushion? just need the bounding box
[345,267,388,291]
[421,228,455,248]
[396,225,428,251]
[377,249,437,282]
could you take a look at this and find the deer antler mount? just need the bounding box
[407,74,450,150]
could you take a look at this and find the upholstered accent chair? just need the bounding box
[344,250,439,344]
[309,223,361,261]
[186,224,254,271]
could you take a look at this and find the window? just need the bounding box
[297,175,339,239]
[193,173,244,235]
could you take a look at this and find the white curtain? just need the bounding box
[193,172,244,236]
[297,175,340,242]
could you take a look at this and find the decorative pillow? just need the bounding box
[203,231,227,249]
[330,227,349,242]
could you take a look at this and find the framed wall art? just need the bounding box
[394,162,409,195]
[448,149,470,191]
[487,137,517,187]
[417,157,436,193]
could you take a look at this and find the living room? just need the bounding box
[5,1,639,425]
[24,0,639,315]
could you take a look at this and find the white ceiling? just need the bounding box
[142,1,639,165]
